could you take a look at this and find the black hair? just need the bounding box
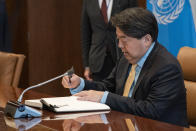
[111,7,158,42]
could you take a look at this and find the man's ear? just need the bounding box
[143,34,152,47]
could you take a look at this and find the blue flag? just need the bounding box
[147,0,196,56]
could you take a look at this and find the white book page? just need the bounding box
[41,96,110,112]
[25,99,42,108]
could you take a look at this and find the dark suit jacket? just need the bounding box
[81,0,137,73]
[84,43,188,127]
[0,0,11,52]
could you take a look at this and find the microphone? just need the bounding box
[5,67,74,118]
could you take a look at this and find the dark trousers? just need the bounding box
[91,53,115,81]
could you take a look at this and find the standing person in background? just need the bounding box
[81,0,137,81]
[0,0,11,52]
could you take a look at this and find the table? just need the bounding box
[0,85,195,131]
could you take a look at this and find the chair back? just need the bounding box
[177,47,196,126]
[0,51,25,87]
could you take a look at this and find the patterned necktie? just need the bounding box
[123,64,137,97]
[101,0,108,23]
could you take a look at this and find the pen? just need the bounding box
[53,104,68,108]
[68,75,72,84]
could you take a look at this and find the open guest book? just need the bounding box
[25,96,110,113]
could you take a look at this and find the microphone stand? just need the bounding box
[18,71,70,103]
[5,67,74,118]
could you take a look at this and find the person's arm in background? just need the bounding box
[81,0,92,81]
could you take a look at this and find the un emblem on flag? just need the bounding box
[150,0,185,25]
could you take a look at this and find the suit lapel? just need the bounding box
[111,0,116,17]
[132,43,160,97]
[118,56,130,95]
[111,0,119,18]
[95,0,100,10]
[131,65,151,97]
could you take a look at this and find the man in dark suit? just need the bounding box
[62,8,188,127]
[81,0,137,81]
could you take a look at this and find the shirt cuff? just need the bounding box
[70,78,85,95]
[100,91,109,104]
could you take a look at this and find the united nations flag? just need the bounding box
[147,0,196,56]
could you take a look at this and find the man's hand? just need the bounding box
[74,90,104,103]
[84,67,93,81]
[62,74,81,89]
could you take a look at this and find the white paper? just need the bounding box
[25,96,110,112]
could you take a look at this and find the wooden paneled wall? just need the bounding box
[6,0,29,88]
[139,0,146,8]
[6,0,146,96]
[26,0,83,96]
[7,0,83,96]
